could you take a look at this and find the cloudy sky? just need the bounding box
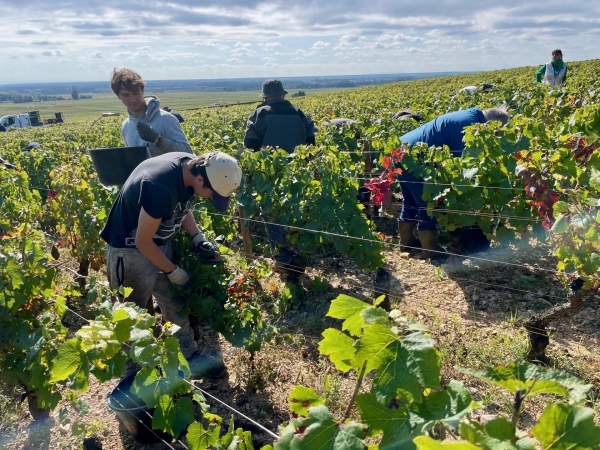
[2,0,599,83]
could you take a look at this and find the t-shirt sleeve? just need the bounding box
[139,181,171,219]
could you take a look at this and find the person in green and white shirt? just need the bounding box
[535,49,567,86]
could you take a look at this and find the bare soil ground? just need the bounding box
[1,209,599,449]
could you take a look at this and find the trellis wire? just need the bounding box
[206,211,560,275]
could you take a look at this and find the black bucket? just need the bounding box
[89,146,148,186]
[106,372,171,443]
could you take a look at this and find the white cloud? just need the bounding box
[310,41,331,51]
[194,40,216,46]
[261,42,282,49]
[1,1,600,82]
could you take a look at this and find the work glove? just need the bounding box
[166,266,189,285]
[136,122,160,144]
[192,232,221,263]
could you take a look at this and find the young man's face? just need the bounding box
[192,175,214,199]
[117,87,146,116]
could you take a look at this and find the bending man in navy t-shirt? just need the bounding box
[100,151,242,378]
[398,107,509,258]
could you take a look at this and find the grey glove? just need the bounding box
[136,122,160,144]
[166,266,189,285]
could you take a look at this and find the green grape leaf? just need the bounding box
[35,384,62,410]
[50,338,83,382]
[361,306,391,326]
[411,381,475,431]
[589,168,600,191]
[459,361,591,402]
[356,325,440,404]
[69,354,90,393]
[414,436,479,450]
[279,405,366,450]
[152,395,194,438]
[553,201,570,214]
[326,294,371,337]
[551,215,569,234]
[288,386,325,417]
[531,403,600,450]
[5,260,24,289]
[112,314,136,343]
[318,328,356,372]
[571,213,593,229]
[91,351,128,383]
[187,421,221,450]
[356,393,418,449]
[458,418,531,450]
[132,366,188,409]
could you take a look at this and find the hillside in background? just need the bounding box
[0,72,465,96]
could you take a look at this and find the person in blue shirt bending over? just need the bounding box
[398,107,510,259]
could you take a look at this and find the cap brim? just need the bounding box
[212,191,231,212]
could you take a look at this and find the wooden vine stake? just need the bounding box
[238,208,254,262]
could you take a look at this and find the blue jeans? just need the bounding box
[398,170,437,230]
[264,221,292,264]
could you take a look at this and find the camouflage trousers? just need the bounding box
[106,243,197,358]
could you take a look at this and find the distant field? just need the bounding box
[0,88,345,122]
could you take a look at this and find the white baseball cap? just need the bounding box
[203,151,242,211]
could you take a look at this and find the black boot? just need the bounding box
[417,229,446,260]
[398,221,420,251]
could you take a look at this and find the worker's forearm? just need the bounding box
[157,137,193,154]
[181,211,201,237]
[135,238,177,273]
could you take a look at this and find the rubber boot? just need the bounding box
[417,229,446,259]
[398,221,420,251]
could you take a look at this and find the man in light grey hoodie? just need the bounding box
[110,68,192,157]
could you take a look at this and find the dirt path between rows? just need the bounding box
[3,234,599,449]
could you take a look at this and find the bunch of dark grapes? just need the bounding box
[568,277,584,292]
[515,164,558,229]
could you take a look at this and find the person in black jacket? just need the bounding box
[243,79,316,152]
[243,80,317,274]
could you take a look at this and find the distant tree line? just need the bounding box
[0,91,68,103]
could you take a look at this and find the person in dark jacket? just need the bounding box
[243,80,317,273]
[163,106,185,123]
[243,79,316,152]
[398,107,509,258]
